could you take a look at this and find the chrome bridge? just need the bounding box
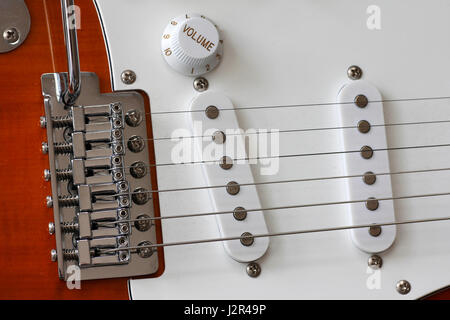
[41,72,158,281]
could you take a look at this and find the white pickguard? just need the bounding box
[94,0,450,299]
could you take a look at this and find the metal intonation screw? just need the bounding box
[246,262,261,278]
[53,142,73,154]
[58,195,79,208]
[347,65,363,80]
[51,115,73,128]
[121,70,136,85]
[63,249,79,261]
[44,168,73,182]
[61,221,79,233]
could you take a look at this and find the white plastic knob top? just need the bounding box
[161,13,223,76]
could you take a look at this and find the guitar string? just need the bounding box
[98,215,450,253]
[94,166,450,199]
[94,141,450,170]
[89,118,450,143]
[146,95,450,115]
[100,190,450,225]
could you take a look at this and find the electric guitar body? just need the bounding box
[0,0,449,299]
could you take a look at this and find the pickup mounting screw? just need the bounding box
[368,255,382,269]
[121,70,136,85]
[246,262,261,278]
[193,77,209,92]
[347,65,362,80]
[3,28,19,44]
[48,222,55,235]
[396,280,411,295]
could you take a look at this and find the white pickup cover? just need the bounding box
[190,91,269,262]
[337,80,396,253]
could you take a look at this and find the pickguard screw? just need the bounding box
[50,249,57,262]
[48,222,55,235]
[396,280,411,295]
[193,77,209,92]
[3,28,19,44]
[368,255,382,269]
[121,70,136,85]
[347,65,363,80]
[246,262,261,278]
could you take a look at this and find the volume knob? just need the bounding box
[161,13,223,76]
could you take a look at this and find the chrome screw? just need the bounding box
[3,28,19,44]
[41,142,49,155]
[46,195,53,208]
[347,65,363,80]
[246,262,261,278]
[50,249,57,262]
[193,77,209,92]
[368,255,383,269]
[40,116,47,128]
[48,222,55,235]
[125,109,142,127]
[396,280,411,295]
[43,169,51,181]
[137,241,154,258]
[121,70,136,85]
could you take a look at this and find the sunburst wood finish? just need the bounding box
[0,0,447,300]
